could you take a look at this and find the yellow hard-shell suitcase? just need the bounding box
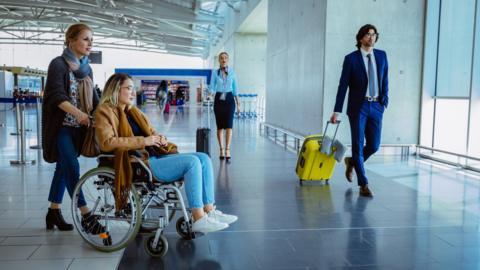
[295,121,340,184]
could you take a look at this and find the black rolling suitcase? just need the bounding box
[196,128,210,156]
[196,98,211,156]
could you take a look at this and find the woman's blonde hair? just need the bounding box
[218,51,229,58]
[99,73,133,107]
[65,23,92,47]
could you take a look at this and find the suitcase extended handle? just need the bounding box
[320,121,341,154]
[324,120,341,143]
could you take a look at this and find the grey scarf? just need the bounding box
[62,47,94,114]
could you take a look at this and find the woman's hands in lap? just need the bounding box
[145,135,168,147]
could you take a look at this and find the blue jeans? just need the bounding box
[348,101,383,187]
[149,152,215,209]
[48,127,86,207]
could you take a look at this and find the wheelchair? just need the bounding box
[71,151,196,257]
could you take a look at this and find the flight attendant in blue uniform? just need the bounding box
[209,52,241,163]
[331,24,389,197]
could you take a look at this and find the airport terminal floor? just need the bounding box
[1,104,480,270]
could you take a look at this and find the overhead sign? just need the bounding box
[89,51,102,64]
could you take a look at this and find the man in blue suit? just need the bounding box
[330,24,389,197]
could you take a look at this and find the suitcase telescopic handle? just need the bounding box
[324,120,341,143]
[207,97,211,129]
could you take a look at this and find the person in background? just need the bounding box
[156,80,168,113]
[209,52,240,163]
[94,84,101,98]
[330,24,389,197]
[136,86,145,107]
[42,23,103,233]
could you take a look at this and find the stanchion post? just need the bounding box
[30,97,42,149]
[10,101,35,165]
[10,99,21,136]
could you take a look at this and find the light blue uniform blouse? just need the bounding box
[209,67,238,96]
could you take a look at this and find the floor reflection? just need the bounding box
[343,188,377,268]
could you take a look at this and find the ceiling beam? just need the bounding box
[0,26,208,50]
[0,0,223,58]
[0,0,223,25]
[0,15,210,44]
[0,38,204,57]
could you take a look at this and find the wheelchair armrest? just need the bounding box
[97,149,153,183]
[97,153,115,159]
[99,149,147,158]
[128,149,147,158]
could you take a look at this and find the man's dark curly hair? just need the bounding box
[356,24,379,49]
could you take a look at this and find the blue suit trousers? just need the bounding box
[348,100,383,186]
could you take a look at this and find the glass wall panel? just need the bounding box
[421,0,479,171]
[436,0,476,97]
[468,98,480,161]
[433,99,469,154]
[419,0,440,147]
[467,0,480,168]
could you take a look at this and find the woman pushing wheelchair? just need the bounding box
[94,73,237,234]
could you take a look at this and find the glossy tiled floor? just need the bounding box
[1,104,480,270]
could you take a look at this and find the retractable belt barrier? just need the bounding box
[235,93,258,119]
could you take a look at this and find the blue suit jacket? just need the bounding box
[333,49,389,117]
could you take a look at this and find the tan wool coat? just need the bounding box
[94,103,157,153]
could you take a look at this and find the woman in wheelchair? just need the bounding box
[94,73,237,234]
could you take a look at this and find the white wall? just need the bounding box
[0,44,203,87]
[266,0,327,135]
[208,0,263,59]
[234,33,267,95]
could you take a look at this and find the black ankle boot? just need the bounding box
[81,212,106,235]
[46,208,74,231]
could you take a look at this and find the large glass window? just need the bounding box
[467,99,480,165]
[420,0,479,171]
[433,99,469,153]
[436,0,476,97]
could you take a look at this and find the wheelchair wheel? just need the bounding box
[144,233,168,257]
[72,167,141,252]
[176,216,195,240]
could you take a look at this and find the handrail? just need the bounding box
[259,122,414,156]
[261,122,304,141]
[260,122,480,173]
[416,145,480,162]
[260,122,305,153]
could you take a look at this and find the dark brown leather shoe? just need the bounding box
[344,157,353,182]
[359,185,373,197]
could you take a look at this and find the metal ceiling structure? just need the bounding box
[0,0,245,58]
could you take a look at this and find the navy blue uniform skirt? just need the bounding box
[213,92,235,129]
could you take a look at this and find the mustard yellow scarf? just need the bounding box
[114,106,177,210]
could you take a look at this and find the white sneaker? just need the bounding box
[191,215,228,234]
[208,209,238,225]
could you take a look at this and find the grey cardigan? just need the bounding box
[41,56,98,163]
